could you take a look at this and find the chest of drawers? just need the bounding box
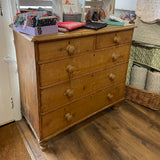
[13,25,135,149]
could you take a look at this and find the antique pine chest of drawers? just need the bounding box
[13,25,135,149]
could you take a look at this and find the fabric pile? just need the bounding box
[57,21,86,32]
[130,64,160,94]
[130,65,148,90]
[133,17,160,46]
[146,71,160,94]
[57,21,109,32]
[13,9,59,36]
[14,10,55,28]
[133,0,160,46]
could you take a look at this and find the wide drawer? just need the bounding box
[39,45,131,87]
[41,83,125,138]
[38,36,95,62]
[96,29,133,49]
[40,63,128,113]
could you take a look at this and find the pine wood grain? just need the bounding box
[13,25,136,42]
[96,29,133,49]
[41,83,125,139]
[40,63,128,113]
[38,36,95,62]
[13,30,40,139]
[13,25,135,145]
[39,45,130,87]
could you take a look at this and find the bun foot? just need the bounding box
[40,141,48,151]
[112,103,120,110]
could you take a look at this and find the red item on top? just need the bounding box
[57,22,86,31]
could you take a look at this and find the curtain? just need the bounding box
[136,0,160,23]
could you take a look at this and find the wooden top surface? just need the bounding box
[13,24,136,42]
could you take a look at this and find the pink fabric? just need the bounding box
[136,0,160,23]
[58,27,69,32]
[57,22,86,30]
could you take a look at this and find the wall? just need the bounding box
[115,0,137,11]
[1,0,21,122]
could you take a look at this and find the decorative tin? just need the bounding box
[13,24,58,36]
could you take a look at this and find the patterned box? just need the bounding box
[13,24,58,36]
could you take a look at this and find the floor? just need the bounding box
[0,122,32,160]
[1,101,160,160]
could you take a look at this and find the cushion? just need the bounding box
[57,22,86,31]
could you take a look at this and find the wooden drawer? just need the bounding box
[41,83,125,138]
[40,63,128,113]
[38,36,95,62]
[39,45,131,86]
[96,30,133,49]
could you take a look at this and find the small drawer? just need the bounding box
[96,29,133,49]
[40,63,128,113]
[38,36,95,62]
[41,83,125,138]
[39,45,131,87]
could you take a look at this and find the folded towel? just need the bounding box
[101,19,125,26]
[145,70,160,94]
[57,22,86,31]
[83,22,107,30]
[130,65,148,89]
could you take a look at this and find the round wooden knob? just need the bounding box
[65,113,73,122]
[65,89,74,98]
[109,73,116,81]
[107,93,113,100]
[112,53,120,61]
[114,36,120,44]
[66,65,75,74]
[67,45,75,56]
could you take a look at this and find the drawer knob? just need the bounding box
[65,89,74,98]
[65,113,73,122]
[112,53,120,61]
[107,93,113,100]
[66,65,75,74]
[67,45,75,56]
[114,36,120,44]
[109,73,116,81]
